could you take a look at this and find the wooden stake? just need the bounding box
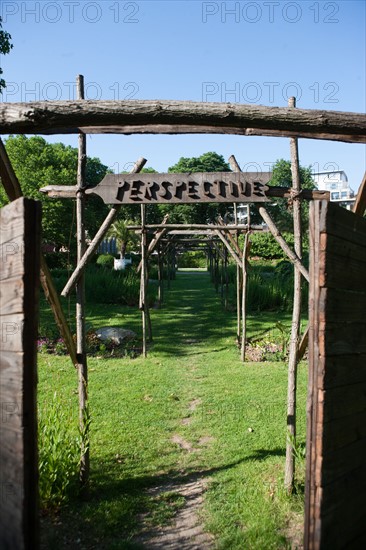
[284,96,303,493]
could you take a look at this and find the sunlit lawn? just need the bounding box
[39,270,307,549]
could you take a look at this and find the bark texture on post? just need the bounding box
[0,100,365,142]
[284,97,303,493]
[140,205,148,357]
[75,75,89,492]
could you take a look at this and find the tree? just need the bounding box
[1,135,109,253]
[158,152,231,224]
[252,159,315,231]
[106,218,139,259]
[0,17,13,93]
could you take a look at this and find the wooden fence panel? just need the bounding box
[0,198,41,549]
[305,201,366,549]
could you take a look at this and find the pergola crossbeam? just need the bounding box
[1,100,365,143]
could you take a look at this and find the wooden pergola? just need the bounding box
[1,86,365,550]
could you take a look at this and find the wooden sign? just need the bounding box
[85,172,269,205]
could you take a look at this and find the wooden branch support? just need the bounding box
[211,238,226,263]
[127,223,253,231]
[61,157,147,297]
[39,256,78,367]
[0,138,78,367]
[266,186,329,201]
[0,138,23,200]
[298,325,309,362]
[353,171,366,216]
[214,229,243,268]
[1,99,365,143]
[258,207,310,282]
[217,216,242,256]
[137,214,169,272]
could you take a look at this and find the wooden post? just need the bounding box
[220,243,224,303]
[167,244,171,290]
[75,75,89,492]
[235,206,242,346]
[229,155,245,348]
[140,205,148,356]
[224,247,229,310]
[157,247,163,307]
[241,232,250,362]
[284,96,303,493]
[0,197,41,550]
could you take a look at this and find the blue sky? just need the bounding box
[1,0,365,191]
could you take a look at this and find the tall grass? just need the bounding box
[213,260,308,312]
[38,392,80,510]
[50,265,157,306]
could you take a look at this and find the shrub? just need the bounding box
[43,252,70,269]
[249,232,309,260]
[48,265,157,307]
[178,251,207,268]
[96,253,115,269]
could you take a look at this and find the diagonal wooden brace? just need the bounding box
[61,157,147,297]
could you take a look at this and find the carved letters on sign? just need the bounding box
[85,173,269,205]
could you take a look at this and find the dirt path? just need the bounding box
[135,391,214,549]
[135,477,214,549]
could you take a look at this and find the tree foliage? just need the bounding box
[0,17,13,93]
[1,136,109,252]
[156,151,231,224]
[106,218,139,258]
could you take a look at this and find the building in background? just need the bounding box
[312,170,355,210]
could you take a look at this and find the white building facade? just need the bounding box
[312,170,355,210]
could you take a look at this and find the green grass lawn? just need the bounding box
[39,269,307,549]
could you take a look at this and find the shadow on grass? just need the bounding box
[41,447,287,549]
